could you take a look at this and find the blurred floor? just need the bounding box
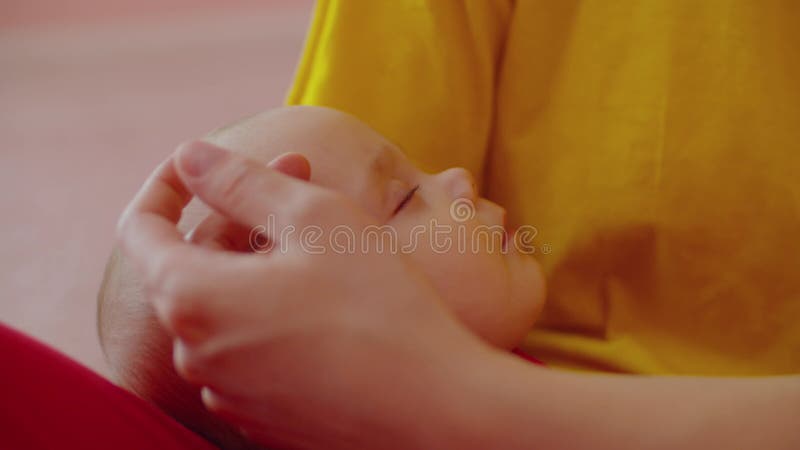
[0,1,314,375]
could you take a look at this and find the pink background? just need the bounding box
[0,1,314,375]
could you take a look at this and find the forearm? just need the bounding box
[439,349,800,449]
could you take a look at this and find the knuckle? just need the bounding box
[174,341,230,387]
[159,294,200,335]
[160,295,214,344]
[200,388,226,414]
[146,250,181,294]
[146,253,212,341]
[219,163,252,212]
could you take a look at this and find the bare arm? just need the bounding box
[443,351,800,449]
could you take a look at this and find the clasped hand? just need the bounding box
[118,141,492,449]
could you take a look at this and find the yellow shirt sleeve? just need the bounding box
[287,0,513,181]
[288,0,800,375]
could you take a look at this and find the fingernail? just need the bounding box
[180,142,226,177]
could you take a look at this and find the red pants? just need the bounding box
[0,321,544,449]
[0,322,216,450]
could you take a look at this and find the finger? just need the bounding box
[117,156,194,276]
[117,155,252,341]
[121,156,191,224]
[187,152,312,252]
[174,141,333,236]
[201,387,279,433]
[188,214,255,252]
[201,385,304,449]
[267,152,311,181]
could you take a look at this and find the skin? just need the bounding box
[192,106,544,348]
[98,106,543,448]
[115,108,800,449]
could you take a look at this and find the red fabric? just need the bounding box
[0,321,545,450]
[512,348,546,366]
[0,322,217,450]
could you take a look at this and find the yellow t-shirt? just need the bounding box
[287,0,800,375]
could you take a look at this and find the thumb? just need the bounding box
[174,140,329,234]
[187,152,311,251]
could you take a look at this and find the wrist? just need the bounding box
[410,343,547,450]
